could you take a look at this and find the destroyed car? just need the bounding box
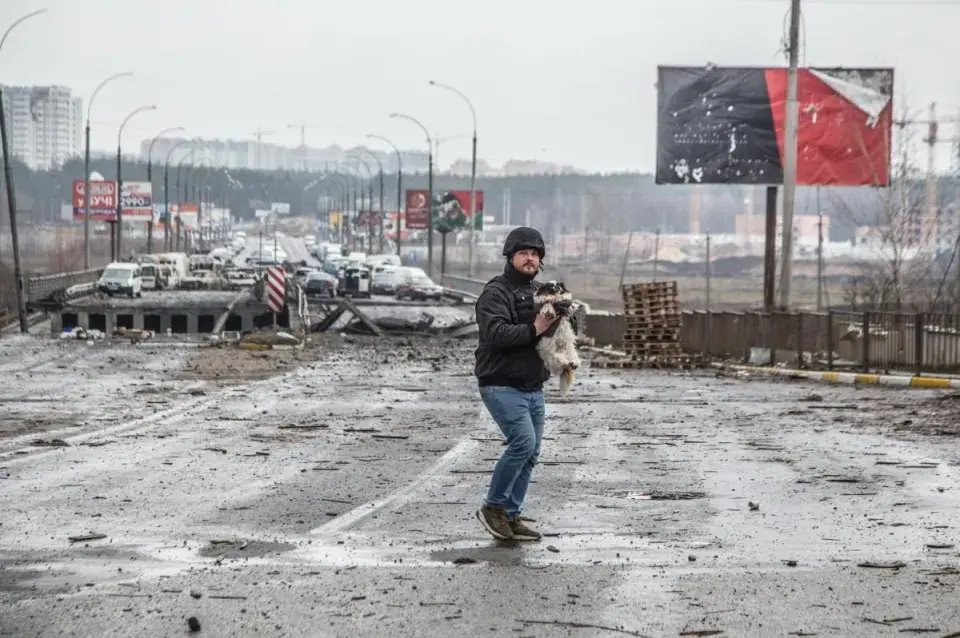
[395,267,443,302]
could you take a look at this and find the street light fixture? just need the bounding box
[82,71,134,268]
[429,80,479,277]
[390,112,434,275]
[367,134,404,258]
[0,8,48,333]
[115,104,156,260]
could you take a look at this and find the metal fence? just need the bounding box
[680,311,960,374]
[441,275,960,375]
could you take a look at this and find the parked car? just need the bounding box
[293,267,318,288]
[323,257,349,276]
[370,264,398,294]
[304,271,337,297]
[394,267,443,301]
[97,262,143,298]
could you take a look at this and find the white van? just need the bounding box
[97,262,143,298]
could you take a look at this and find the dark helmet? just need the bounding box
[502,227,545,260]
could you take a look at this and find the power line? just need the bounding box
[712,0,960,4]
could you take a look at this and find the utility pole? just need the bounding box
[776,0,801,309]
[816,186,824,312]
[0,87,27,332]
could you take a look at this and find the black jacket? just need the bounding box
[474,265,550,391]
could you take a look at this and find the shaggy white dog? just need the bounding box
[534,280,581,395]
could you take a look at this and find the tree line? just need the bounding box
[4,155,960,246]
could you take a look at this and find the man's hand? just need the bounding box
[534,313,559,335]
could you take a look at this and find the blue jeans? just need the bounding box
[480,385,545,520]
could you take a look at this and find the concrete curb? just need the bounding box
[715,363,960,389]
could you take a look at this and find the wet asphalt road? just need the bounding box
[1,336,959,637]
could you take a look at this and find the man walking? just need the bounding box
[474,227,558,541]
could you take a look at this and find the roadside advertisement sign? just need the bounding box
[120,182,153,217]
[404,189,484,231]
[405,190,429,230]
[270,202,291,215]
[72,179,117,221]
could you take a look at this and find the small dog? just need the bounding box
[534,280,581,395]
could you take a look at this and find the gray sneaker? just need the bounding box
[509,518,542,541]
[476,505,513,540]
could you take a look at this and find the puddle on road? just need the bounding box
[430,545,529,567]
[198,539,295,559]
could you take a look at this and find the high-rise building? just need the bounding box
[0,85,83,170]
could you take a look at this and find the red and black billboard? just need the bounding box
[405,190,484,231]
[655,66,894,187]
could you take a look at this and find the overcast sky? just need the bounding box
[3,0,959,173]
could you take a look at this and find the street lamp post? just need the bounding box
[326,173,349,244]
[115,104,156,260]
[82,71,133,268]
[163,139,189,252]
[198,168,223,252]
[367,134,403,258]
[430,80,479,278]
[357,150,385,254]
[390,113,433,275]
[0,8,48,333]
[175,150,197,252]
[146,126,185,254]
[337,164,364,249]
[347,157,375,253]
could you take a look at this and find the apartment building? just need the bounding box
[0,85,83,170]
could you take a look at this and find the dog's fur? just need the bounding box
[534,280,581,395]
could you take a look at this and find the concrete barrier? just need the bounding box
[27,268,103,304]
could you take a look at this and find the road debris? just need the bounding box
[68,533,107,543]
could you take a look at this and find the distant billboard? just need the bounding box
[72,179,117,221]
[404,190,484,231]
[655,66,894,187]
[73,180,155,220]
[120,182,153,217]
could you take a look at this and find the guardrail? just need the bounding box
[441,275,487,297]
[27,268,104,305]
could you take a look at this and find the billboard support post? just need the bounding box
[439,228,452,282]
[777,0,802,309]
[764,186,778,311]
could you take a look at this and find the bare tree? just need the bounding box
[832,103,940,311]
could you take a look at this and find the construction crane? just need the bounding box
[894,103,960,244]
[253,127,276,170]
[286,120,327,171]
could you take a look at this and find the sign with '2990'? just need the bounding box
[72,180,153,221]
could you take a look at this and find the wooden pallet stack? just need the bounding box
[592,281,700,369]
